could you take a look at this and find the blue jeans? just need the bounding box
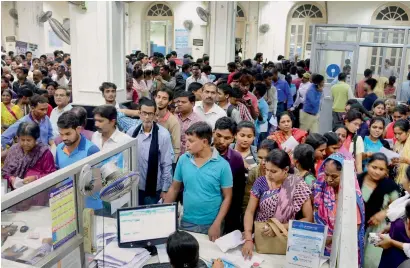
[138,190,161,205]
[180,219,212,235]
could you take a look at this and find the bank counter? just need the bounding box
[1,139,332,268]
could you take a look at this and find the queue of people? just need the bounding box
[2,50,410,268]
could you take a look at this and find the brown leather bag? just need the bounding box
[254,218,288,255]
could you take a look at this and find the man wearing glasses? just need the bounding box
[127,98,173,205]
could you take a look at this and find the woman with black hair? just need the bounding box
[343,109,365,173]
[304,133,328,176]
[293,144,316,186]
[357,153,399,268]
[167,231,221,268]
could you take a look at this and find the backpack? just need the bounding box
[227,105,235,118]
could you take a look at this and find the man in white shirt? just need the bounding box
[54,66,69,87]
[186,63,208,91]
[50,87,73,138]
[194,83,226,129]
[91,105,134,152]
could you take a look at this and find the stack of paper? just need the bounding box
[215,230,245,253]
[223,249,264,268]
[94,241,150,268]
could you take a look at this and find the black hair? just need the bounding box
[18,88,33,99]
[346,99,359,106]
[394,119,410,132]
[232,72,242,81]
[176,91,195,103]
[350,102,373,118]
[364,69,373,77]
[369,116,386,129]
[93,105,117,121]
[227,62,236,69]
[57,111,81,129]
[17,122,40,140]
[262,72,273,79]
[278,111,294,125]
[394,104,409,115]
[1,88,12,97]
[161,65,170,73]
[312,74,324,85]
[144,69,152,77]
[253,83,267,97]
[192,63,201,69]
[157,88,174,101]
[39,68,48,77]
[323,132,339,146]
[182,64,191,72]
[37,89,48,95]
[186,121,212,145]
[406,202,410,220]
[367,152,388,168]
[372,99,385,110]
[215,117,237,135]
[40,54,47,60]
[202,65,212,73]
[16,67,29,75]
[305,133,328,150]
[196,58,203,64]
[203,55,210,62]
[389,76,396,85]
[30,94,48,107]
[139,97,157,112]
[266,149,291,170]
[230,86,243,99]
[237,120,256,136]
[338,72,347,81]
[365,78,378,90]
[25,51,32,56]
[47,81,59,89]
[290,66,297,75]
[167,231,199,268]
[99,82,117,93]
[294,144,315,174]
[345,109,363,123]
[187,82,203,93]
[258,139,279,152]
[217,83,232,97]
[165,54,172,60]
[133,69,144,79]
[170,51,177,56]
[71,106,88,127]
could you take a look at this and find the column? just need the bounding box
[16,1,45,54]
[209,1,236,73]
[70,1,126,106]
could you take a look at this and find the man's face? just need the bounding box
[103,87,116,103]
[160,67,168,77]
[201,86,217,105]
[193,89,202,101]
[192,66,200,77]
[184,67,192,74]
[155,91,170,110]
[140,105,156,127]
[186,134,206,155]
[59,127,81,146]
[258,55,263,62]
[33,59,40,69]
[57,67,65,77]
[10,62,17,71]
[264,76,272,87]
[5,56,11,65]
[272,73,278,81]
[53,63,60,70]
[176,96,193,114]
[217,88,227,103]
[16,68,26,80]
[64,55,70,61]
[213,129,234,154]
[26,53,32,62]
[239,83,250,94]
[142,56,149,64]
[33,71,42,83]
[31,103,49,119]
[126,79,133,90]
[94,114,115,134]
[54,89,69,107]
[230,79,239,88]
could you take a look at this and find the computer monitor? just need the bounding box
[117,203,178,248]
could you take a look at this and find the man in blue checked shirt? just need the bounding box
[272,69,293,118]
[2,94,54,150]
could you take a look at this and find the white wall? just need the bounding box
[1,1,17,45]
[43,1,70,54]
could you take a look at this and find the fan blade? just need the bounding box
[49,18,70,45]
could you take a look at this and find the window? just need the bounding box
[287,3,326,59]
[368,4,410,77]
[147,3,173,17]
[236,5,245,18]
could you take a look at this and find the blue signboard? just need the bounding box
[326,64,341,78]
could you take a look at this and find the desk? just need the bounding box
[93,216,330,268]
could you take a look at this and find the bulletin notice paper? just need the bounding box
[286,220,328,268]
[49,178,77,250]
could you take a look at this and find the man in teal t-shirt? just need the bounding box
[164,121,233,241]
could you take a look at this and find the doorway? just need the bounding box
[147,20,173,56]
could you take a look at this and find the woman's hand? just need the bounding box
[242,241,254,260]
[399,157,410,165]
[376,234,393,249]
[391,158,400,165]
[368,210,387,226]
[212,258,224,268]
[262,224,275,237]
[23,176,37,184]
[380,225,391,234]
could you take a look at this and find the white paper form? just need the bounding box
[380,147,400,162]
[214,230,245,253]
[282,136,299,152]
[156,244,169,263]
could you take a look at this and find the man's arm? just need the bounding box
[47,118,54,146]
[208,187,232,241]
[1,120,21,149]
[162,77,176,90]
[160,132,174,192]
[284,82,294,108]
[163,181,182,203]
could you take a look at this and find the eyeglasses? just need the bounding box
[141,111,155,117]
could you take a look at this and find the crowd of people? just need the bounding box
[2,48,410,268]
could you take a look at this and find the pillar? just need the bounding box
[16,1,45,54]
[209,1,236,73]
[70,1,126,106]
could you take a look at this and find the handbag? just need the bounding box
[254,218,288,255]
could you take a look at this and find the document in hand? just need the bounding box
[281,136,299,152]
[380,147,400,162]
[214,230,245,253]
